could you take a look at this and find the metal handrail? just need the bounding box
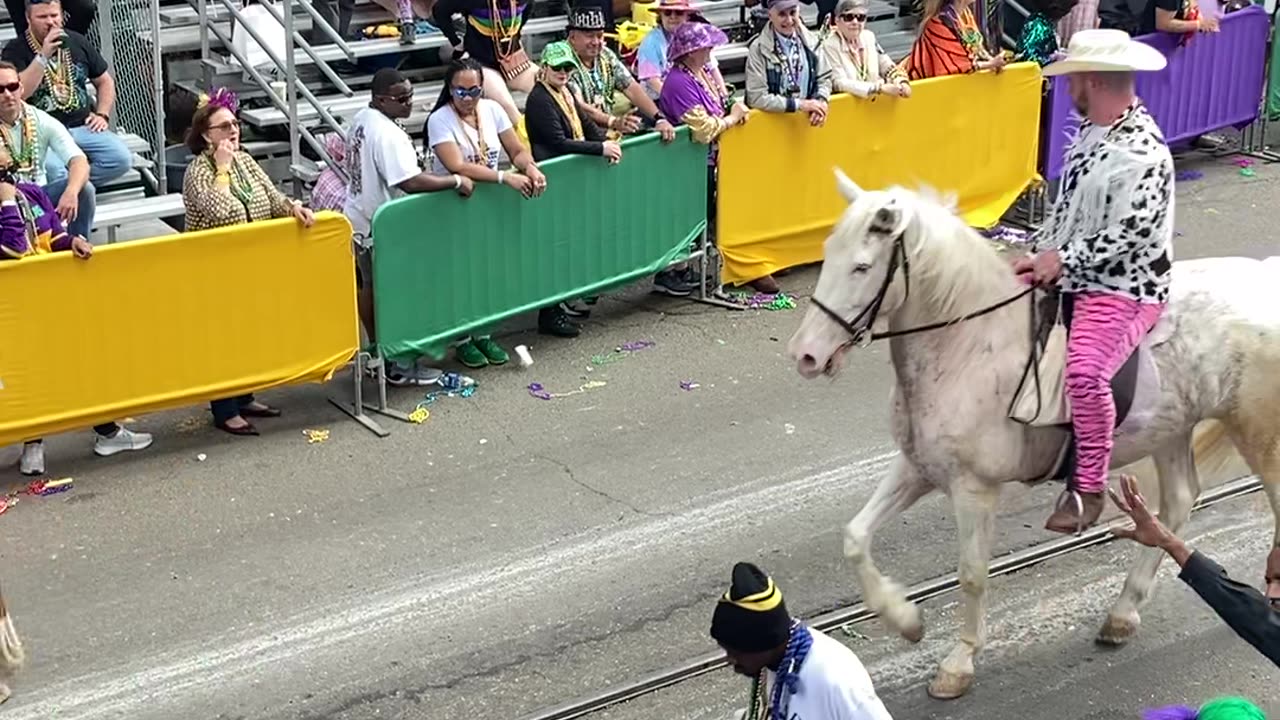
[293,0,357,62]
[201,5,343,182]
[247,0,355,98]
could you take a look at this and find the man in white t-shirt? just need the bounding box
[345,67,474,386]
[710,562,894,720]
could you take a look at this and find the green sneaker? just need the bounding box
[473,336,509,365]
[456,340,489,369]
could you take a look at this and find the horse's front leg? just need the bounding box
[1099,434,1200,645]
[929,475,1000,700]
[844,456,933,642]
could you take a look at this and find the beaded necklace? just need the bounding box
[577,50,617,109]
[838,32,870,82]
[541,81,584,140]
[680,63,727,114]
[208,153,256,209]
[742,622,813,720]
[25,31,79,112]
[773,32,805,95]
[452,104,492,168]
[0,110,40,176]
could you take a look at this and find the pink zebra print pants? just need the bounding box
[1065,292,1165,494]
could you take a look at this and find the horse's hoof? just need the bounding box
[0,682,11,704]
[927,670,973,700]
[886,602,924,643]
[1096,614,1140,646]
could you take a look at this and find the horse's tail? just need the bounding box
[0,584,25,675]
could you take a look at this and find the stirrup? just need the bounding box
[1051,488,1086,536]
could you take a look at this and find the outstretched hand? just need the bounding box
[1109,475,1174,548]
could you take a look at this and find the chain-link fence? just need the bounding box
[89,0,167,189]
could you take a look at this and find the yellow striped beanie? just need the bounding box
[710,562,792,652]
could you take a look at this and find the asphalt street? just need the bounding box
[0,150,1276,720]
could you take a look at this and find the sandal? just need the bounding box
[216,419,260,436]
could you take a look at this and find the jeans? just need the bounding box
[312,0,356,43]
[210,394,256,424]
[42,177,96,240]
[45,125,133,188]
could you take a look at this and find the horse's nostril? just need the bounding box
[800,354,817,368]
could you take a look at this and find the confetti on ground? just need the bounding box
[0,478,74,518]
[528,380,607,399]
[728,291,797,311]
[591,340,656,365]
[784,423,796,435]
[302,429,330,444]
[176,417,204,434]
[1175,169,1203,182]
[680,380,700,391]
[1204,208,1220,214]
[196,453,207,462]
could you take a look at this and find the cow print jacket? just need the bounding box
[1033,101,1175,305]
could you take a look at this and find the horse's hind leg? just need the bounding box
[843,456,933,643]
[1099,432,1201,645]
[929,475,1000,700]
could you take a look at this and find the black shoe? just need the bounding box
[582,296,599,305]
[652,270,695,297]
[538,308,581,337]
[559,300,591,318]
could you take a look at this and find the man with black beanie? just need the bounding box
[710,562,893,720]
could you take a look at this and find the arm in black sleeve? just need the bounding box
[432,0,464,48]
[1179,550,1280,668]
[582,108,608,142]
[525,87,605,157]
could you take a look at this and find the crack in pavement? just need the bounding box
[532,454,671,518]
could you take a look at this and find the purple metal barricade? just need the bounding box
[1042,5,1272,181]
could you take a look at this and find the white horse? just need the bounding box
[786,169,1280,699]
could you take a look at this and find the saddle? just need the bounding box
[1010,290,1148,483]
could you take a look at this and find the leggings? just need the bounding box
[1065,291,1164,494]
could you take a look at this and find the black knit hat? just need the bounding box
[566,6,608,30]
[709,562,792,653]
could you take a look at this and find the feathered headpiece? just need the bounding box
[197,87,240,115]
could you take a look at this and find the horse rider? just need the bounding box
[1012,29,1175,535]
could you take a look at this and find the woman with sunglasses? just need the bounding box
[182,88,314,436]
[425,57,547,368]
[635,0,728,102]
[821,0,910,99]
[523,43,620,338]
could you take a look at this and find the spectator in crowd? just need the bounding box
[4,0,94,37]
[346,68,474,384]
[0,61,92,243]
[711,562,894,720]
[4,0,132,204]
[821,0,911,99]
[659,21,747,296]
[903,0,1007,80]
[524,42,619,338]
[432,0,537,126]
[310,131,349,213]
[313,0,356,45]
[1111,475,1279,667]
[182,88,314,436]
[744,0,832,127]
[635,0,728,103]
[1098,0,1217,36]
[1057,0,1098,45]
[425,57,546,368]
[1015,0,1078,65]
[0,169,153,476]
[546,7,678,144]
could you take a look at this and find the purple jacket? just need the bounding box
[0,182,72,259]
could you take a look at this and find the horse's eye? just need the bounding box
[852,263,871,274]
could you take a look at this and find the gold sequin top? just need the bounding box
[182,150,297,232]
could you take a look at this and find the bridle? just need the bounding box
[809,233,1036,351]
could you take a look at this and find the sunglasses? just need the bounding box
[451,85,483,99]
[839,11,868,20]
[0,82,19,94]
[379,92,413,104]
[660,9,688,16]
[547,62,576,72]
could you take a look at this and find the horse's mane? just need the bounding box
[889,185,1018,320]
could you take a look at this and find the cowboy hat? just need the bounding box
[1042,29,1167,76]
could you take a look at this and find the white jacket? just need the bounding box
[820,29,903,98]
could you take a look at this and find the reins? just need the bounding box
[809,234,1036,347]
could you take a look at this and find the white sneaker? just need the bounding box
[413,360,444,384]
[19,442,44,476]
[94,427,154,457]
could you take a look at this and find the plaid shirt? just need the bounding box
[310,168,348,213]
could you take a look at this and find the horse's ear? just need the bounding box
[870,205,903,236]
[833,167,862,203]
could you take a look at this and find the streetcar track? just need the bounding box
[518,474,1264,720]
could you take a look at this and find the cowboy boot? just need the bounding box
[1045,489,1106,535]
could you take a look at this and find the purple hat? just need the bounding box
[666,21,728,62]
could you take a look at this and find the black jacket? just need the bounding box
[1180,551,1280,667]
[524,83,607,162]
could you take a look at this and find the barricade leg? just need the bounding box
[363,352,416,424]
[686,225,745,311]
[327,350,392,437]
